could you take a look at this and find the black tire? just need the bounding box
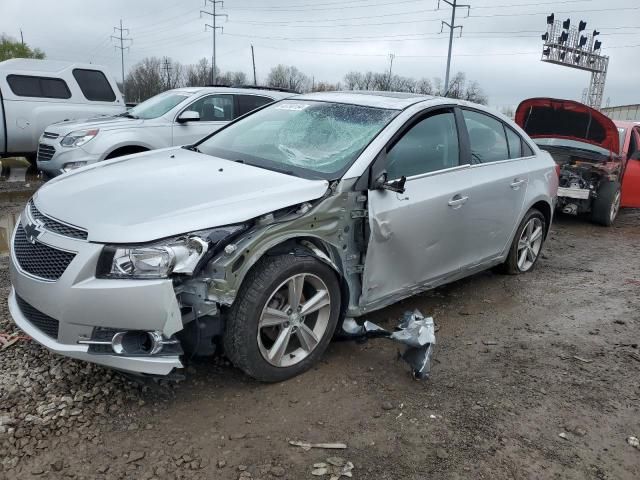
[591,181,621,227]
[223,254,341,382]
[24,154,37,167]
[498,208,546,275]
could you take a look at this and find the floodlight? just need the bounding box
[578,21,587,32]
[541,32,549,41]
[562,19,570,30]
[594,40,602,51]
[547,13,554,25]
[579,35,588,48]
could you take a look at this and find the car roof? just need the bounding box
[0,58,110,75]
[169,86,291,99]
[295,91,435,110]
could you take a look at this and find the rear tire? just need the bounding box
[223,254,341,382]
[591,181,620,227]
[498,208,546,275]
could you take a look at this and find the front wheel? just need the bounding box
[223,254,341,382]
[499,208,546,275]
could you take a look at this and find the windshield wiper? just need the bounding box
[118,112,139,119]
[182,145,201,153]
[234,158,294,176]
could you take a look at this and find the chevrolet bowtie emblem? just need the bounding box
[24,219,45,245]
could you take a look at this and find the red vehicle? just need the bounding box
[516,98,640,226]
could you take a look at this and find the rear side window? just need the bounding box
[505,126,523,159]
[72,69,116,102]
[386,110,460,179]
[462,110,509,164]
[236,95,273,117]
[7,75,71,99]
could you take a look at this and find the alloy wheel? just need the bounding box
[517,217,544,272]
[257,273,332,368]
[610,190,621,223]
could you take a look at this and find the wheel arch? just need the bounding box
[104,143,151,160]
[530,199,553,238]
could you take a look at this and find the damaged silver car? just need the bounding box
[8,92,558,382]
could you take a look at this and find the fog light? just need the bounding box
[62,161,88,172]
[112,330,164,355]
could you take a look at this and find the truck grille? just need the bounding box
[15,295,60,339]
[37,143,56,162]
[30,202,88,240]
[13,225,76,281]
[42,132,59,139]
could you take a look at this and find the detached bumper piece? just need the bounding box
[342,309,436,380]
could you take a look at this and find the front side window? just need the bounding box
[7,75,71,99]
[463,110,509,164]
[72,69,116,102]
[197,100,397,179]
[386,110,459,180]
[187,94,234,121]
[236,95,273,117]
[127,91,193,119]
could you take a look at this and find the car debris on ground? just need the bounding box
[342,309,436,379]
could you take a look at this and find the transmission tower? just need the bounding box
[201,0,227,84]
[111,20,132,95]
[162,57,173,89]
[437,0,470,94]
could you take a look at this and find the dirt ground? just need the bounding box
[1,176,639,480]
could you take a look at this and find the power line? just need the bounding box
[201,0,227,84]
[438,0,470,93]
[111,20,132,92]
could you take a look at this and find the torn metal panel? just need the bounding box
[342,310,436,379]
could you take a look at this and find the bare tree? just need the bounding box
[266,64,310,92]
[185,58,211,87]
[125,57,165,103]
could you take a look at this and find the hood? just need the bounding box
[515,98,619,155]
[34,148,330,243]
[47,115,143,135]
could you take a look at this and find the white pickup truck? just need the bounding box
[0,58,125,164]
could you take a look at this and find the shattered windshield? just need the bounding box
[196,100,398,178]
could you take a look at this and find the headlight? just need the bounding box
[97,225,247,279]
[60,129,99,148]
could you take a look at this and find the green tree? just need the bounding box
[0,34,45,61]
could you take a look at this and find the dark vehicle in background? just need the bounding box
[516,98,640,226]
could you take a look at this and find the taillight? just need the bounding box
[555,164,561,177]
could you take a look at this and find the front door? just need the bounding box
[361,108,473,308]
[621,127,640,208]
[172,94,234,146]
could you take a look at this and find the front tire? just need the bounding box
[591,181,620,226]
[499,208,546,275]
[223,254,341,382]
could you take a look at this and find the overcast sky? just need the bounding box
[1,0,639,109]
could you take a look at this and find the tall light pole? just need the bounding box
[201,0,227,84]
[111,20,132,96]
[438,0,470,94]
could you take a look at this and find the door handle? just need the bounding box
[510,178,527,189]
[448,195,469,208]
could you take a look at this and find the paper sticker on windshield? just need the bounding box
[275,103,310,111]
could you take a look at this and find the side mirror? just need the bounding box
[630,151,640,160]
[373,171,407,194]
[177,110,200,123]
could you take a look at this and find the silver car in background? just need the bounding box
[8,92,558,382]
[35,86,290,176]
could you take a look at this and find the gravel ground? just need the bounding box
[1,181,639,480]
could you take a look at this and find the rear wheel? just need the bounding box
[591,181,620,226]
[223,254,341,382]
[499,208,546,275]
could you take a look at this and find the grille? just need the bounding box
[37,143,55,162]
[15,295,60,339]
[13,225,76,281]
[30,202,88,240]
[42,131,59,139]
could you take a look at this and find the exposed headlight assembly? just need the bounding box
[60,129,99,148]
[97,224,248,279]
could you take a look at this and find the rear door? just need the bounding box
[361,107,474,307]
[621,127,640,207]
[459,108,531,268]
[172,94,235,146]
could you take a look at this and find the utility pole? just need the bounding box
[111,20,132,96]
[251,44,257,86]
[20,29,24,45]
[387,53,395,90]
[162,57,173,89]
[438,0,470,94]
[201,0,227,85]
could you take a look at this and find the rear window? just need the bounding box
[236,95,273,117]
[72,69,116,102]
[7,74,71,99]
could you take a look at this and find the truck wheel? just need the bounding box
[591,181,621,226]
[223,254,341,382]
[498,208,546,275]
